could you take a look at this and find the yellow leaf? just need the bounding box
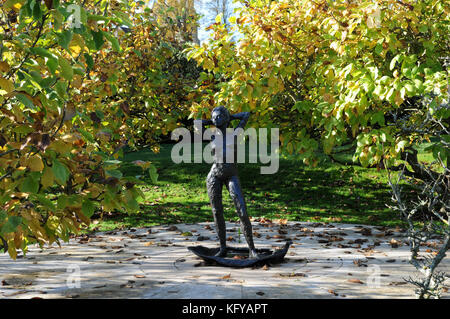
[0,61,10,73]
[72,74,82,88]
[8,242,17,260]
[69,34,85,57]
[49,140,72,154]
[268,76,277,88]
[27,155,44,172]
[14,229,24,249]
[394,91,403,106]
[28,219,48,242]
[221,273,231,280]
[0,77,14,95]
[41,166,55,189]
[323,93,335,104]
[203,58,214,70]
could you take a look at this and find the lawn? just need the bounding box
[89,142,430,231]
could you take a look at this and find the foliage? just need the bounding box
[153,0,200,44]
[122,1,204,147]
[0,0,168,259]
[187,0,449,170]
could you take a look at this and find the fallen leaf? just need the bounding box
[278,272,307,278]
[389,281,407,286]
[348,279,364,284]
[328,289,338,296]
[389,238,401,248]
[385,259,396,263]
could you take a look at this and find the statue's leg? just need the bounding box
[207,172,227,257]
[227,175,259,258]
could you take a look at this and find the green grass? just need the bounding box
[90,143,426,231]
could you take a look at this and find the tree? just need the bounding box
[187,0,448,175]
[153,0,200,44]
[0,0,168,259]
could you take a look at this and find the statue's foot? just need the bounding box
[214,247,227,257]
[249,249,262,259]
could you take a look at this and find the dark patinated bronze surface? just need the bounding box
[188,241,292,267]
[188,106,290,267]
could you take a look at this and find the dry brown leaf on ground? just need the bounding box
[348,279,364,284]
[328,289,338,296]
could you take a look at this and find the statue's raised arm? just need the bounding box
[230,112,251,130]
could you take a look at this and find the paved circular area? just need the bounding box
[0,220,449,299]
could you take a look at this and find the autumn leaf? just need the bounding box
[27,155,44,172]
[0,77,14,94]
[348,279,364,284]
[0,61,10,73]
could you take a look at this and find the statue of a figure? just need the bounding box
[199,106,259,258]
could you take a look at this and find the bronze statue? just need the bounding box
[188,106,291,267]
[200,106,259,258]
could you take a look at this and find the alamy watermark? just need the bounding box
[67,4,81,29]
[66,264,81,289]
[171,121,280,174]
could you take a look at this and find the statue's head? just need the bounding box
[211,106,230,127]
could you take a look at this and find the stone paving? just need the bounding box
[0,220,449,299]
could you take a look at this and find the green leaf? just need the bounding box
[105,170,123,179]
[52,160,70,185]
[30,47,57,61]
[55,30,73,50]
[374,43,383,55]
[55,80,68,99]
[19,174,40,193]
[32,1,42,20]
[81,199,95,218]
[47,58,59,75]
[90,30,105,50]
[389,54,402,70]
[0,210,7,222]
[16,93,35,109]
[84,53,94,70]
[404,83,415,95]
[103,32,120,52]
[418,25,428,33]
[1,216,22,234]
[33,194,56,210]
[78,128,95,142]
[58,56,73,81]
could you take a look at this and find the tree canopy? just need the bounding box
[188,0,449,170]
